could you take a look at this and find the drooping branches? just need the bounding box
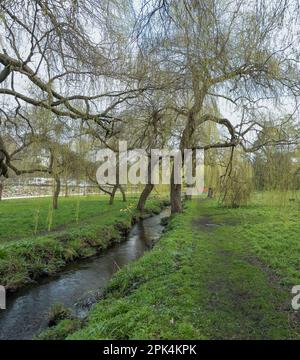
[134,0,300,211]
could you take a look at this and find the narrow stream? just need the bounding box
[0,208,170,340]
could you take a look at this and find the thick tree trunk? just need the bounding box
[170,165,182,213]
[137,160,154,212]
[185,149,196,201]
[170,109,199,213]
[53,175,61,210]
[119,185,126,202]
[137,184,154,212]
[171,186,182,213]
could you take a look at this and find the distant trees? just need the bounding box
[253,147,298,192]
[85,161,127,205]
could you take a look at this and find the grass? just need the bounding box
[0,195,166,290]
[0,195,142,243]
[64,195,300,340]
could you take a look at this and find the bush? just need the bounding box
[48,303,72,327]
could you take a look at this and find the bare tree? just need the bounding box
[0,0,146,178]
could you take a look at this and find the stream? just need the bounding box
[0,207,170,340]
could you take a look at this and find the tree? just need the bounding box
[136,0,300,212]
[0,0,146,178]
[1,0,300,211]
[122,96,172,212]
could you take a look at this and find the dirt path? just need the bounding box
[191,203,299,339]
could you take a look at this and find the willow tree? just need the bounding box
[136,0,300,213]
[0,0,145,180]
[122,94,173,212]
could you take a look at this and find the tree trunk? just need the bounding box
[53,175,61,210]
[0,180,3,201]
[137,159,154,212]
[64,181,69,197]
[184,186,192,201]
[170,166,182,213]
[185,149,196,201]
[170,110,199,213]
[137,184,154,212]
[109,185,117,205]
[208,187,213,198]
[119,185,126,202]
[108,155,124,205]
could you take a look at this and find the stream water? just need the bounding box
[0,208,170,340]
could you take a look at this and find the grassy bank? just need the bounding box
[59,196,300,340]
[0,195,140,243]
[0,196,165,291]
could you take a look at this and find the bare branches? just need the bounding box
[0,0,299,190]
[0,131,52,176]
[0,0,145,140]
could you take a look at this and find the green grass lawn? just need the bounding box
[0,195,165,290]
[0,195,141,243]
[65,195,300,340]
